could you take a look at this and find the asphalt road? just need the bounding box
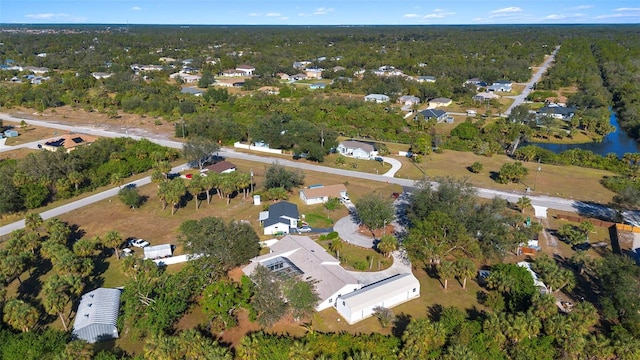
[504,45,561,116]
[0,108,615,236]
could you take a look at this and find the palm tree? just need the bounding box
[454,258,476,290]
[437,260,456,290]
[110,172,124,189]
[158,181,169,210]
[3,298,39,332]
[579,221,595,242]
[188,175,205,210]
[22,231,41,255]
[42,275,82,331]
[329,238,344,261]
[73,238,97,257]
[288,341,314,360]
[103,230,123,260]
[236,172,252,199]
[219,174,236,205]
[67,171,84,192]
[529,292,557,321]
[516,196,532,214]
[150,169,165,188]
[24,212,43,233]
[167,178,186,215]
[156,160,172,181]
[569,250,592,275]
[47,221,71,245]
[377,234,398,258]
[144,332,179,360]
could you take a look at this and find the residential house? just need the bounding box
[473,92,500,102]
[202,160,236,174]
[23,66,49,74]
[4,129,18,138]
[299,184,348,205]
[517,261,548,294]
[305,67,324,79]
[488,80,512,92]
[428,97,452,108]
[291,73,307,81]
[537,105,576,120]
[336,273,420,324]
[332,66,346,72]
[545,96,568,107]
[260,201,300,235]
[415,75,436,83]
[364,94,390,103]
[41,134,97,153]
[180,87,205,96]
[170,72,201,83]
[293,61,311,70]
[373,66,404,77]
[336,140,377,160]
[277,73,290,80]
[130,64,163,72]
[417,109,448,123]
[72,288,121,343]
[159,57,177,63]
[397,95,421,106]
[236,64,255,76]
[258,86,280,95]
[243,235,361,311]
[91,72,112,80]
[221,69,245,77]
[309,83,326,90]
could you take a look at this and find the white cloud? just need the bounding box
[131,6,142,11]
[544,14,567,20]
[313,7,334,15]
[280,17,289,20]
[614,7,640,11]
[403,14,420,18]
[298,13,308,16]
[424,9,455,19]
[266,12,281,17]
[25,13,86,22]
[248,12,260,16]
[594,7,640,19]
[568,5,593,10]
[490,7,522,14]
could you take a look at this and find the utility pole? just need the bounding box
[250,169,254,194]
[534,158,541,191]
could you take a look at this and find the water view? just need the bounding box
[528,111,640,157]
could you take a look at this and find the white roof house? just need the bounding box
[336,140,377,160]
[243,235,361,311]
[299,184,348,205]
[143,244,173,260]
[364,94,390,103]
[72,288,121,343]
[336,273,420,324]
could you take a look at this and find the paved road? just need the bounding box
[504,45,561,116]
[0,109,621,236]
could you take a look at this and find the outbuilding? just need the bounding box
[71,288,121,343]
[143,244,173,260]
[336,273,420,324]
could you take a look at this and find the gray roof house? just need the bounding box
[537,105,576,120]
[364,94,390,103]
[72,288,121,343]
[260,201,300,235]
[337,140,377,160]
[488,80,512,92]
[243,235,361,311]
[397,95,421,106]
[417,109,448,123]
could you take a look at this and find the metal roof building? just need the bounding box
[143,244,173,260]
[336,273,420,324]
[72,288,121,343]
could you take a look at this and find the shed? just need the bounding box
[71,288,121,343]
[336,273,420,324]
[143,244,173,260]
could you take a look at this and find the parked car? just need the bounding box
[129,238,150,248]
[374,156,384,162]
[572,242,591,251]
[297,226,312,233]
[121,248,134,257]
[340,195,351,204]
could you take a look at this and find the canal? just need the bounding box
[527,111,640,157]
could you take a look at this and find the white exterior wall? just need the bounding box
[351,148,370,159]
[336,280,420,324]
[317,284,362,311]
[264,222,290,235]
[300,194,327,205]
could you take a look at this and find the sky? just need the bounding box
[2,1,639,25]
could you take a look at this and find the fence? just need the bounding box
[234,142,283,154]
[556,214,614,228]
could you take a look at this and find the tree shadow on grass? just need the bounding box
[392,313,412,338]
[18,258,52,300]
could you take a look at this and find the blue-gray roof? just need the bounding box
[72,288,121,343]
[419,109,446,119]
[264,202,299,227]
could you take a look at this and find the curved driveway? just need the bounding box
[382,156,402,177]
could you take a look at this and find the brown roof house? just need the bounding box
[299,184,348,205]
[41,133,97,153]
[243,235,361,311]
[336,140,377,160]
[202,161,236,174]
